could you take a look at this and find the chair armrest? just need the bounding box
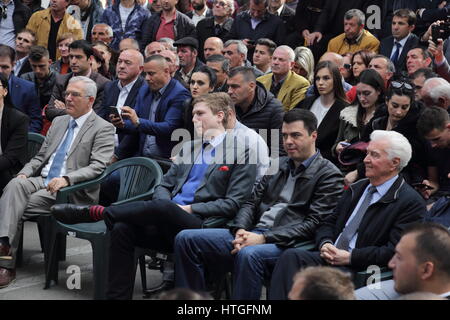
[55,173,109,203]
[112,191,155,206]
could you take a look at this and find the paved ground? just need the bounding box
[0,221,165,300]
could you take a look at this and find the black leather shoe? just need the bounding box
[143,280,174,298]
[50,204,93,224]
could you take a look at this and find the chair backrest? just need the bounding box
[105,157,164,202]
[27,132,45,162]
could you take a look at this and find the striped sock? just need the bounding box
[89,205,105,221]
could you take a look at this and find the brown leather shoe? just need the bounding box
[0,267,15,288]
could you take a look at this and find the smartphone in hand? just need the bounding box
[109,106,122,120]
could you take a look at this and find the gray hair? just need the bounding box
[224,0,235,15]
[224,39,247,59]
[92,23,113,37]
[276,45,295,62]
[294,46,315,83]
[158,38,176,52]
[424,77,450,102]
[371,54,396,73]
[69,76,97,99]
[345,9,365,26]
[370,130,412,171]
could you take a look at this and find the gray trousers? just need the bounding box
[0,176,56,269]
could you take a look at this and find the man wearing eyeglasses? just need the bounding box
[0,76,115,289]
[0,0,32,50]
[196,0,234,61]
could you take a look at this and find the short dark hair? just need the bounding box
[206,54,230,73]
[0,44,15,64]
[393,8,417,26]
[144,54,168,64]
[0,72,15,107]
[28,46,50,61]
[192,65,217,89]
[69,40,94,58]
[228,66,256,83]
[403,222,450,278]
[292,266,355,300]
[17,28,37,45]
[410,47,433,61]
[411,68,437,80]
[255,38,277,55]
[283,109,318,134]
[417,106,449,136]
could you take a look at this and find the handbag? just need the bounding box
[338,141,369,166]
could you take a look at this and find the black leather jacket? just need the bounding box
[228,154,344,247]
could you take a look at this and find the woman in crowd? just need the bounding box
[333,69,385,167]
[0,73,29,195]
[51,34,74,74]
[346,50,376,103]
[93,41,118,79]
[91,48,109,79]
[293,46,315,84]
[183,66,217,138]
[296,60,349,162]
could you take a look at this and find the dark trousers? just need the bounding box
[104,199,203,300]
[268,248,354,300]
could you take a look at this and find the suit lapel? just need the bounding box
[124,77,143,106]
[45,116,71,160]
[277,71,292,103]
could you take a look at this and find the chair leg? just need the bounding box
[91,236,110,300]
[44,227,60,289]
[16,226,24,268]
[139,256,148,292]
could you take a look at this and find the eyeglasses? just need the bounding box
[391,81,414,91]
[63,91,88,98]
[213,0,228,7]
[0,6,7,20]
[343,63,352,70]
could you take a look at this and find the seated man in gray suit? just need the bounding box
[51,92,258,300]
[0,76,115,288]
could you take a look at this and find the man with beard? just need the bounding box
[186,0,212,26]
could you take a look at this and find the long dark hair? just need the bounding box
[0,73,15,108]
[313,61,348,103]
[355,69,385,131]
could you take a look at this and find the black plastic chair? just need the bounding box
[44,157,163,299]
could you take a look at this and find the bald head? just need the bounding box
[204,37,224,59]
[117,49,144,85]
[145,41,166,58]
[159,49,179,76]
[119,38,140,51]
[319,52,344,68]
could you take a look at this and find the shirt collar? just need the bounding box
[204,131,227,149]
[395,33,410,46]
[276,5,284,16]
[369,175,399,198]
[193,8,208,18]
[345,29,365,45]
[72,109,93,128]
[118,76,139,92]
[288,150,319,176]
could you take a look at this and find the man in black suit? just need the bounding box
[356,222,450,300]
[99,49,145,124]
[51,92,258,300]
[196,0,234,61]
[269,130,426,299]
[379,9,420,76]
[45,40,110,121]
[13,29,36,78]
[267,0,295,28]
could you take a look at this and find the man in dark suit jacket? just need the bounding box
[379,8,420,76]
[45,40,110,121]
[0,44,42,133]
[195,0,234,61]
[13,29,36,78]
[269,130,426,299]
[51,92,258,300]
[0,101,29,194]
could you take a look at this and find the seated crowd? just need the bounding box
[0,0,449,300]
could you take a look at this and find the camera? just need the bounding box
[431,18,450,41]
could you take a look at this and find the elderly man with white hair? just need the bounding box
[0,76,115,288]
[269,130,426,299]
[421,77,450,110]
[257,45,310,111]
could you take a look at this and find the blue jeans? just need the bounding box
[174,228,285,300]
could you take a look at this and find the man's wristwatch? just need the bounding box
[135,118,140,128]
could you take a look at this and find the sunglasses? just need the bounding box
[391,81,413,91]
[343,63,352,70]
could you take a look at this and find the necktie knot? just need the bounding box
[367,185,377,195]
[214,24,222,36]
[69,119,77,130]
[152,91,161,101]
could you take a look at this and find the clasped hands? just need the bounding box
[17,174,68,194]
[320,243,351,266]
[230,229,265,254]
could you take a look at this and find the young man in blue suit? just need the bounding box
[0,44,42,133]
[51,92,258,299]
